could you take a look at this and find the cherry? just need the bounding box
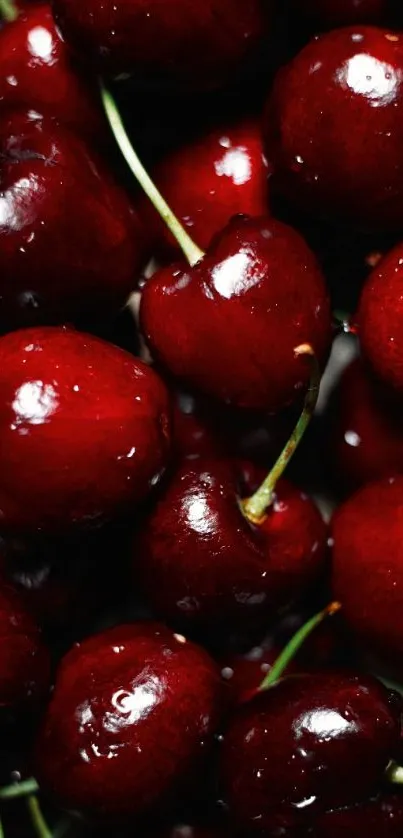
[219,641,294,706]
[332,475,403,677]
[314,794,403,837]
[265,27,403,231]
[357,241,403,393]
[327,357,403,492]
[296,0,391,28]
[0,325,170,536]
[136,458,328,633]
[220,671,402,832]
[140,215,331,412]
[35,622,223,821]
[0,4,104,140]
[0,110,147,330]
[142,119,270,256]
[51,0,271,89]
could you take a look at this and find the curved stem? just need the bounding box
[0,778,39,800]
[386,761,403,785]
[100,83,205,267]
[0,0,18,21]
[259,602,342,691]
[26,796,52,838]
[242,344,321,524]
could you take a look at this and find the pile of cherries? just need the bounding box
[3,0,403,836]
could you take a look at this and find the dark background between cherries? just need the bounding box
[2,1,403,837]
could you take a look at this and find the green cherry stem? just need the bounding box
[242,344,321,524]
[0,0,18,21]
[0,814,4,838]
[26,795,52,838]
[0,778,39,800]
[386,761,403,785]
[100,83,205,267]
[259,601,342,691]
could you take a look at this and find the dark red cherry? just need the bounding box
[332,475,403,677]
[0,582,50,716]
[297,0,390,28]
[0,111,147,330]
[220,672,401,832]
[136,458,328,632]
[140,215,331,412]
[51,0,271,88]
[357,242,403,392]
[142,120,270,256]
[327,357,403,492]
[35,622,223,820]
[314,794,403,837]
[0,326,170,536]
[0,4,104,139]
[265,27,403,231]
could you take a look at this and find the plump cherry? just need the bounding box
[0,4,104,139]
[314,794,403,837]
[296,0,391,28]
[332,475,403,677]
[220,671,401,832]
[265,27,403,231]
[0,110,147,330]
[357,241,403,392]
[327,357,403,492]
[142,119,270,256]
[0,326,170,536]
[140,215,331,412]
[52,0,271,89]
[135,458,328,633]
[35,622,223,821]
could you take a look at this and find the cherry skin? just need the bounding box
[296,0,390,28]
[142,119,270,256]
[220,672,401,833]
[52,0,271,88]
[332,475,403,677]
[0,4,104,140]
[140,215,331,412]
[0,326,170,536]
[265,27,403,231]
[357,241,403,393]
[35,622,223,821]
[314,794,403,837]
[135,458,328,633]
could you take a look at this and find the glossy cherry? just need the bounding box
[51,0,271,88]
[35,622,223,820]
[357,241,403,392]
[332,475,403,677]
[220,671,401,832]
[140,215,331,412]
[142,119,270,256]
[0,4,104,139]
[297,0,391,28]
[314,794,403,837]
[265,27,403,231]
[0,326,170,536]
[136,458,328,632]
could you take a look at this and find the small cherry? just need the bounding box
[332,475,403,678]
[296,0,391,28]
[0,325,170,536]
[34,622,223,821]
[265,26,403,231]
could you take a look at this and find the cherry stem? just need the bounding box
[0,815,4,838]
[386,761,403,785]
[0,0,17,21]
[259,602,342,691]
[99,83,205,267]
[26,796,52,838]
[242,344,321,524]
[0,778,39,800]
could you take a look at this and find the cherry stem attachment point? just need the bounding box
[242,344,321,524]
[0,778,39,800]
[259,601,342,691]
[0,0,17,22]
[26,795,52,838]
[386,761,403,785]
[99,83,205,268]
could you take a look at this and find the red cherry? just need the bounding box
[51,0,271,88]
[315,794,403,837]
[220,672,401,832]
[332,475,403,677]
[297,0,390,28]
[357,241,403,392]
[136,458,328,632]
[0,326,170,535]
[0,110,147,330]
[327,357,403,492]
[265,27,403,231]
[0,4,104,140]
[140,215,331,412]
[142,119,270,255]
[35,622,223,820]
